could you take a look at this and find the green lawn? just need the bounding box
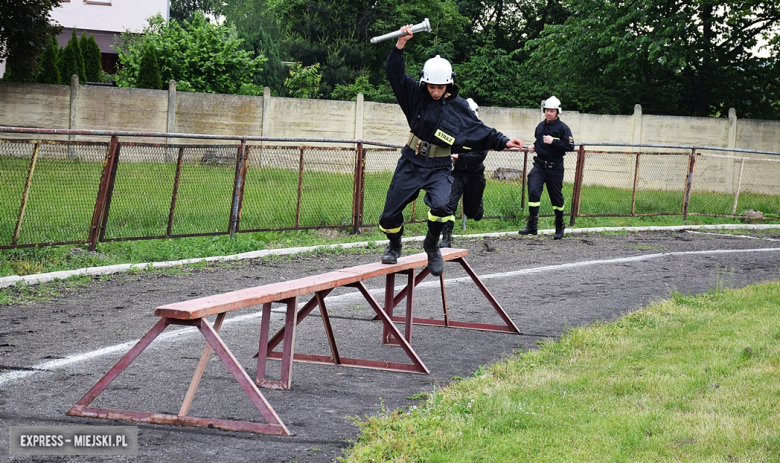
[341,281,780,462]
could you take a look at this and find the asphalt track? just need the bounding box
[1,226,780,462]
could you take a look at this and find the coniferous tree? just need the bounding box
[80,32,102,82]
[135,43,162,89]
[35,35,61,84]
[61,29,86,84]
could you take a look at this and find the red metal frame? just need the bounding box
[380,257,520,336]
[67,317,290,435]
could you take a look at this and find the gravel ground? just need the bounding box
[1,229,780,462]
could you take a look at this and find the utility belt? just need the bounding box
[533,156,562,169]
[407,133,452,158]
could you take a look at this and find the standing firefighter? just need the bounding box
[439,98,488,248]
[380,24,524,276]
[519,96,574,239]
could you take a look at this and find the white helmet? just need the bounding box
[420,55,454,85]
[466,98,479,117]
[542,96,562,114]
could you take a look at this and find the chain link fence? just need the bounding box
[1,128,779,250]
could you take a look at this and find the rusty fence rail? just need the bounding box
[1,126,779,250]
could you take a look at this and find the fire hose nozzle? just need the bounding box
[370,18,432,44]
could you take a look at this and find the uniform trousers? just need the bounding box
[379,156,454,231]
[446,170,486,220]
[527,164,565,211]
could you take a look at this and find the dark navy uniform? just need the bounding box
[447,148,488,221]
[379,46,513,234]
[527,117,574,214]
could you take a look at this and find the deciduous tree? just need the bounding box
[526,0,780,118]
[0,0,62,82]
[115,12,266,94]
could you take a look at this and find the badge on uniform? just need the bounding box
[434,129,455,145]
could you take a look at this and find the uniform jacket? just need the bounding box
[533,117,574,162]
[386,46,511,167]
[452,148,487,174]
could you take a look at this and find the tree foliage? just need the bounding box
[136,44,163,90]
[169,0,223,23]
[525,0,780,118]
[80,32,102,83]
[221,0,286,95]
[0,0,62,82]
[284,62,322,98]
[35,35,60,84]
[115,12,267,94]
[271,0,469,99]
[61,29,86,84]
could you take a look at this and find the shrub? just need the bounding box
[80,33,102,83]
[135,44,162,90]
[61,29,86,84]
[35,35,61,84]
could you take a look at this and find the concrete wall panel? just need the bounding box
[0,83,70,132]
[176,92,263,138]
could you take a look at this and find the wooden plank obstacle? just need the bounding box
[68,248,519,434]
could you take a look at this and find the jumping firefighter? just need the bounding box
[439,98,488,248]
[519,96,574,240]
[380,24,524,276]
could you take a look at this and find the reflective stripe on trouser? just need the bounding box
[428,211,455,223]
[379,156,454,231]
[527,165,565,210]
[446,170,486,220]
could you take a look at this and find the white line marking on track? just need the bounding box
[688,231,780,242]
[2,245,779,388]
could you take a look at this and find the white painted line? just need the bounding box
[2,224,779,289]
[2,244,779,388]
[687,231,780,242]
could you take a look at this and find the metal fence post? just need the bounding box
[295,148,305,228]
[682,148,698,223]
[88,136,120,251]
[520,150,528,213]
[569,144,586,226]
[229,139,248,239]
[166,147,185,237]
[97,140,121,243]
[351,142,365,234]
[12,143,41,246]
[630,153,641,215]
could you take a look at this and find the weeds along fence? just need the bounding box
[1,126,779,250]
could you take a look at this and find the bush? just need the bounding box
[136,44,162,90]
[35,35,60,84]
[61,29,86,84]
[80,33,102,83]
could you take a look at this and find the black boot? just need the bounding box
[518,216,538,235]
[554,212,565,240]
[423,221,445,276]
[381,227,403,264]
[438,221,454,248]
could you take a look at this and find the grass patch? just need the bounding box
[341,281,780,462]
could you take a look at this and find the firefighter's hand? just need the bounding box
[529,144,535,153]
[505,139,524,150]
[396,25,414,49]
[543,135,553,144]
[451,154,459,162]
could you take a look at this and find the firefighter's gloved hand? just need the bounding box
[543,135,553,144]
